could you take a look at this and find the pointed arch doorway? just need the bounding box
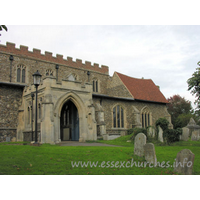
[60,100,79,141]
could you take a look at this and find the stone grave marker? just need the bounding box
[174,149,195,175]
[158,126,163,142]
[134,133,146,157]
[6,137,10,142]
[181,127,190,141]
[147,127,155,138]
[191,130,200,141]
[144,143,157,165]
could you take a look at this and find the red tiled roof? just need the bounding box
[116,72,168,104]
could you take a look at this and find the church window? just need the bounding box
[17,65,26,83]
[141,107,151,128]
[93,79,98,92]
[113,105,124,128]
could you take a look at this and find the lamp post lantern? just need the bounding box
[33,70,42,143]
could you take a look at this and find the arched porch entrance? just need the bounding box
[60,100,79,141]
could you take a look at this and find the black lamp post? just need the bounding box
[31,93,34,141]
[32,70,42,143]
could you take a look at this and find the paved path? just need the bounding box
[59,141,122,147]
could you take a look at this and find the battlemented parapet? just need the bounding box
[0,42,109,75]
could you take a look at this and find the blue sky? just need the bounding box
[1,25,200,108]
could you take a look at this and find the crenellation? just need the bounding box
[33,48,41,55]
[20,45,28,52]
[0,42,109,75]
[76,59,82,65]
[45,51,53,57]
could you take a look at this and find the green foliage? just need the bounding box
[164,128,182,144]
[175,113,193,129]
[155,118,182,144]
[187,63,200,115]
[0,25,8,31]
[155,118,169,131]
[127,127,147,140]
[167,94,193,127]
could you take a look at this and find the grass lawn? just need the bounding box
[0,136,199,175]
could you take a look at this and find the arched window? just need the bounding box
[113,105,124,128]
[141,107,152,128]
[93,79,98,92]
[17,65,26,83]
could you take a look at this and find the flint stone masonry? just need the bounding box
[174,149,195,175]
[144,143,157,165]
[180,127,190,141]
[134,133,146,157]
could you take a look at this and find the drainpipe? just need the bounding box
[56,64,59,82]
[31,93,35,141]
[9,55,14,82]
[87,71,90,82]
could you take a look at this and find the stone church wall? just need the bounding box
[0,85,23,141]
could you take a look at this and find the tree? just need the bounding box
[167,95,193,128]
[187,62,200,124]
[0,25,8,32]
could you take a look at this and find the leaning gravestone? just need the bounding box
[158,126,164,142]
[144,143,157,165]
[181,127,190,141]
[134,133,146,157]
[174,149,195,175]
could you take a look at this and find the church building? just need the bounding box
[0,42,172,143]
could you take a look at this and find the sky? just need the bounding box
[1,25,199,108]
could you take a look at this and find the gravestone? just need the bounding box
[191,130,200,141]
[6,137,10,142]
[181,127,190,141]
[147,127,155,138]
[134,133,146,157]
[174,149,195,175]
[158,126,163,142]
[144,143,157,165]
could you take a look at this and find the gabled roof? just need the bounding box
[116,72,168,104]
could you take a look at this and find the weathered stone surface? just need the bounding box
[158,126,163,142]
[181,127,190,141]
[144,143,157,165]
[191,130,200,141]
[174,149,195,175]
[147,127,155,138]
[134,133,146,157]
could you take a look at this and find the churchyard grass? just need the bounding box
[0,138,200,175]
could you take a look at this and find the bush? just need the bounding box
[156,118,182,144]
[155,118,169,131]
[164,128,182,144]
[127,127,147,140]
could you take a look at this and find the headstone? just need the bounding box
[174,149,195,175]
[158,126,163,142]
[147,127,155,138]
[181,127,190,141]
[191,130,200,141]
[6,137,10,142]
[134,133,146,157]
[144,143,157,165]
